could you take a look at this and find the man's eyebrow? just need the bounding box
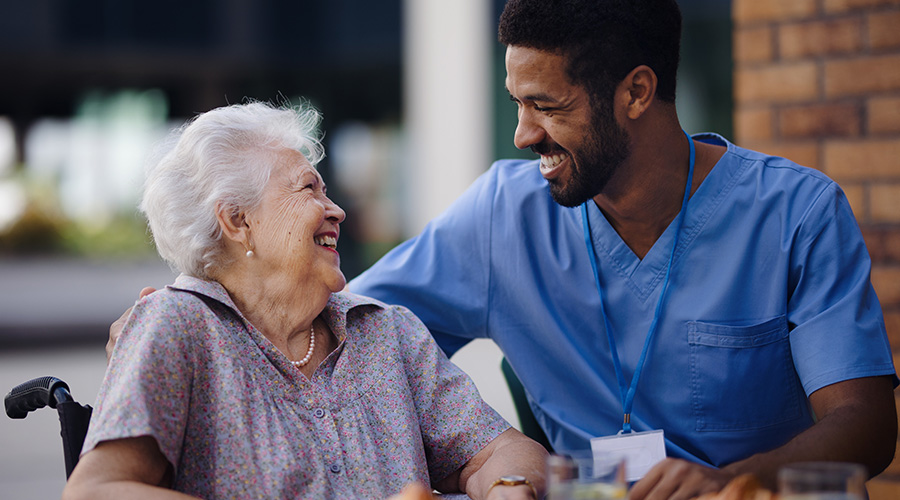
[505,88,559,104]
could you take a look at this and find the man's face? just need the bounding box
[505,45,631,207]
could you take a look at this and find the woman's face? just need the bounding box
[247,147,346,295]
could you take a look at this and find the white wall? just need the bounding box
[404,1,519,428]
[403,0,493,234]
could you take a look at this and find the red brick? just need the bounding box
[895,389,900,434]
[890,432,900,473]
[780,102,862,138]
[824,138,900,181]
[779,18,863,59]
[734,26,774,63]
[871,427,900,497]
[825,54,900,97]
[861,226,884,261]
[880,440,900,474]
[872,265,900,306]
[734,0,818,24]
[868,96,900,133]
[869,10,900,50]
[869,229,900,263]
[734,107,774,142]
[887,231,900,263]
[860,226,900,263]
[871,184,900,223]
[884,311,900,351]
[841,183,867,218]
[826,0,900,14]
[869,474,900,500]
[751,142,821,169]
[735,62,819,104]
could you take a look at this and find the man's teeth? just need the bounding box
[540,153,567,168]
[314,235,337,249]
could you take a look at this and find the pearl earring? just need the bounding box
[246,250,254,258]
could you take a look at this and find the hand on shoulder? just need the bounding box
[107,286,157,361]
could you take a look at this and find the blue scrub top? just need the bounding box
[349,134,896,467]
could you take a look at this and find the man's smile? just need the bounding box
[539,151,570,179]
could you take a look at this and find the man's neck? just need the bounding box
[591,130,722,259]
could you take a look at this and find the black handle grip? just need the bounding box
[4,376,73,419]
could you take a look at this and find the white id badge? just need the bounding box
[590,429,666,482]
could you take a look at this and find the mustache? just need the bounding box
[530,141,568,157]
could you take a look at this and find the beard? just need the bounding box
[541,100,632,207]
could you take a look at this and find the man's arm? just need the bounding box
[628,375,897,500]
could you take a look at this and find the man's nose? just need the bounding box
[513,111,545,150]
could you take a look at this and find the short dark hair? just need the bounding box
[498,0,682,103]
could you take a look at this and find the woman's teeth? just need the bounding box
[314,235,337,249]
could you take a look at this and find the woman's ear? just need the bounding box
[618,64,658,120]
[215,202,250,247]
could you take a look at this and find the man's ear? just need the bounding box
[617,65,658,120]
[215,202,250,247]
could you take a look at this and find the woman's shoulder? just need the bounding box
[123,285,232,346]
[330,291,421,325]
[134,285,213,318]
[110,288,205,365]
[327,291,429,343]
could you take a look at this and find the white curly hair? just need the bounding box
[140,100,325,278]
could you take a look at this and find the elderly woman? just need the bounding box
[62,102,547,499]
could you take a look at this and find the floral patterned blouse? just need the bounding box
[83,275,509,499]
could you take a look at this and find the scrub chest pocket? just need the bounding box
[687,316,805,432]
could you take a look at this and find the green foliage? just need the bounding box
[0,206,155,258]
[0,204,67,255]
[58,215,156,258]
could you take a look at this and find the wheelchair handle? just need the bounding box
[5,376,74,419]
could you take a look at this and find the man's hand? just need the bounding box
[106,287,156,362]
[629,375,897,500]
[629,459,735,500]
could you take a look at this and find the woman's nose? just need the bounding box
[325,197,345,223]
[513,111,544,150]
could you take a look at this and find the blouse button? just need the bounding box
[313,408,326,418]
[330,464,342,474]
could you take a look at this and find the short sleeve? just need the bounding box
[82,291,196,470]
[389,305,510,483]
[787,183,896,394]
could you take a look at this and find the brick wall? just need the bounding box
[732,0,900,498]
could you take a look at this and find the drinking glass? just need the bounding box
[546,451,627,500]
[778,462,866,500]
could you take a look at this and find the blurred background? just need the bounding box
[0,0,730,498]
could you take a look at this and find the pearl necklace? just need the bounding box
[290,323,316,367]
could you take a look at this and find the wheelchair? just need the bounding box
[4,376,93,479]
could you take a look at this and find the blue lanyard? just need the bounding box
[580,130,695,433]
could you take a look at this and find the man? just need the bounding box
[349,0,897,498]
[110,0,896,498]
